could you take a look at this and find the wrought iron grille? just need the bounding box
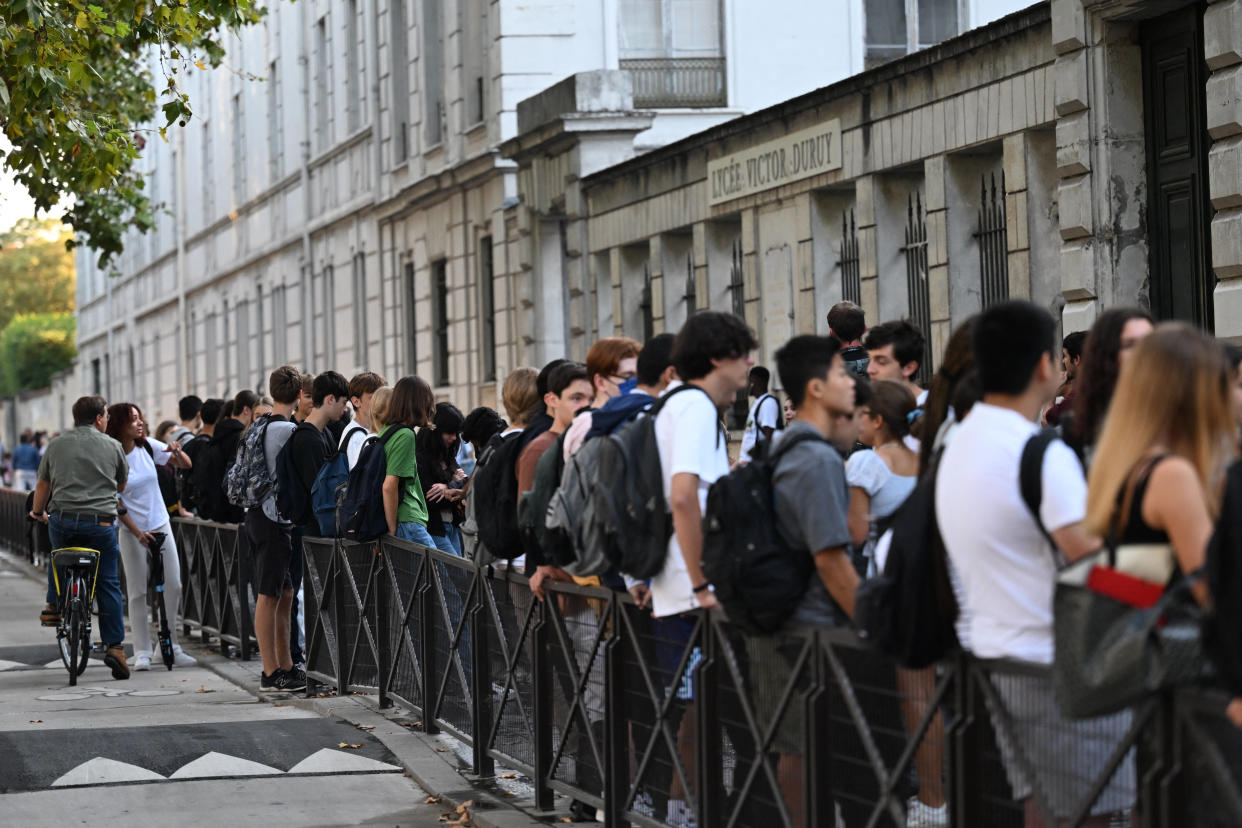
[639,264,654,343]
[728,238,747,430]
[619,58,727,108]
[976,172,1010,308]
[840,209,862,305]
[903,193,933,385]
[683,253,697,316]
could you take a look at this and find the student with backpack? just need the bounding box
[560,337,641,458]
[737,365,782,465]
[467,369,539,565]
[416,403,468,556]
[275,371,349,534]
[178,397,219,517]
[340,372,386,470]
[236,366,305,693]
[376,376,437,545]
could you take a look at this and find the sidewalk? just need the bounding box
[0,548,546,828]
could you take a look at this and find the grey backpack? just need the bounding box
[547,435,611,577]
[224,415,275,509]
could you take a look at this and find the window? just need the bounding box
[423,0,444,146]
[223,298,232,388]
[204,311,218,392]
[272,285,287,368]
[619,0,725,107]
[314,264,336,364]
[268,59,283,180]
[188,311,197,391]
[478,236,495,381]
[352,252,367,363]
[864,0,960,68]
[231,92,244,207]
[403,261,417,372]
[346,0,363,132]
[236,299,250,389]
[314,17,331,150]
[201,120,213,228]
[462,0,486,125]
[390,0,410,162]
[432,260,449,386]
[92,358,102,395]
[256,285,266,389]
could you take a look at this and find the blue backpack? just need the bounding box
[311,427,368,537]
[274,422,321,526]
[339,425,412,542]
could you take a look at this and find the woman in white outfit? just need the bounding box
[107,403,196,670]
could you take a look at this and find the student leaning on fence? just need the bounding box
[377,376,437,547]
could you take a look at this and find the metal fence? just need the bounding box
[2,498,1238,828]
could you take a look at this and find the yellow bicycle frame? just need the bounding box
[50,547,102,602]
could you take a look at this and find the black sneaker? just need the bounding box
[259,670,282,691]
[277,666,307,692]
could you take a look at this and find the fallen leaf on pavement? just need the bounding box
[337,742,364,749]
[425,796,440,804]
[456,801,473,812]
[499,772,516,779]
[28,720,42,723]
[196,687,214,693]
[502,791,516,797]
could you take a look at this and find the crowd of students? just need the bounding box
[25,296,1242,826]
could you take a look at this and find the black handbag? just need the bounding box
[1052,540,1207,720]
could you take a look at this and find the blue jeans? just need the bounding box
[396,521,436,547]
[431,524,463,557]
[47,515,125,647]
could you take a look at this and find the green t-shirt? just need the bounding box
[40,426,129,516]
[382,424,429,526]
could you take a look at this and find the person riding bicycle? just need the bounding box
[29,395,132,680]
[108,402,197,670]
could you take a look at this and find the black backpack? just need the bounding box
[853,451,959,668]
[1204,459,1242,696]
[470,431,526,560]
[516,433,572,566]
[178,433,211,513]
[339,425,413,542]
[586,384,708,580]
[274,422,322,526]
[701,431,823,633]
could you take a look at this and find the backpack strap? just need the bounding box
[1019,428,1059,552]
[650,384,727,447]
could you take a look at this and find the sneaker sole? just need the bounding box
[103,653,130,680]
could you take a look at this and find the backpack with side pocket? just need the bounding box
[853,449,959,668]
[339,425,413,542]
[310,427,367,537]
[177,433,211,514]
[224,415,275,510]
[469,431,526,560]
[274,422,322,526]
[701,431,822,633]
[1204,458,1242,696]
[585,384,707,580]
[516,433,570,566]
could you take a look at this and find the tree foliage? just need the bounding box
[0,217,75,332]
[0,312,76,394]
[0,0,264,269]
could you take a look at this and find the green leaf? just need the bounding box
[75,11,88,28]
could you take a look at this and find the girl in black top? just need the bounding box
[416,403,467,556]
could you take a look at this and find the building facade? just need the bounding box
[73,0,1150,428]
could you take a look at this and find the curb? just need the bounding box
[192,642,562,828]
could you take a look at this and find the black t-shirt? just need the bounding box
[286,423,333,495]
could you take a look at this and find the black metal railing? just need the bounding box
[903,192,933,385]
[0,486,46,565]
[5,502,1239,828]
[977,172,1009,309]
[171,518,258,659]
[840,208,862,306]
[620,58,727,108]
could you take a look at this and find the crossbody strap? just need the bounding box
[1019,428,1060,553]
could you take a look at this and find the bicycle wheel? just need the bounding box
[66,598,83,686]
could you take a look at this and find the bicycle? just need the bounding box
[146,531,175,670]
[50,546,101,686]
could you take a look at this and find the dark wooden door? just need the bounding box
[1142,6,1213,329]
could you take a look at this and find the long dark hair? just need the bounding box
[918,316,976,476]
[415,402,465,483]
[105,402,150,454]
[1071,307,1154,448]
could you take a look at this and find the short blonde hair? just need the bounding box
[501,367,539,426]
[370,386,394,433]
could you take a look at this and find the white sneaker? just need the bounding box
[172,647,197,668]
[906,797,948,828]
[133,653,151,672]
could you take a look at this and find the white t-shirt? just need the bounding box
[935,403,1086,664]
[738,393,781,464]
[339,423,372,470]
[120,438,172,533]
[650,384,730,618]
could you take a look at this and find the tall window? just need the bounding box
[352,252,367,363]
[478,236,495,381]
[390,0,410,162]
[256,285,266,388]
[462,0,486,126]
[346,0,363,132]
[223,298,232,389]
[619,0,725,107]
[272,285,287,368]
[236,299,250,389]
[423,0,444,146]
[431,259,449,386]
[314,17,331,150]
[231,92,244,207]
[268,59,283,180]
[204,311,218,391]
[403,261,417,371]
[201,120,213,228]
[865,0,960,68]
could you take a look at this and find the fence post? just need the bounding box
[335,539,352,693]
[215,526,229,656]
[470,567,494,777]
[805,631,834,827]
[602,598,627,828]
[696,613,724,828]
[419,548,439,735]
[948,651,980,828]
[237,525,254,661]
[531,595,555,811]
[375,542,391,710]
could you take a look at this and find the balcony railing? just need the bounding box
[620,57,727,108]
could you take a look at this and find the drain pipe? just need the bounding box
[298,0,314,365]
[175,125,189,395]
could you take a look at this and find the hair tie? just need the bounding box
[907,409,923,425]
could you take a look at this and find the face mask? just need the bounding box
[617,376,638,395]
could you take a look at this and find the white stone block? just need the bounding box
[1058,174,1094,240]
[1055,51,1090,117]
[1210,137,1242,209]
[1060,238,1097,299]
[1206,0,1242,71]
[1056,112,1091,177]
[1061,297,1098,332]
[1207,65,1242,139]
[1212,208,1242,278]
[1213,276,1242,340]
[1051,0,1086,55]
